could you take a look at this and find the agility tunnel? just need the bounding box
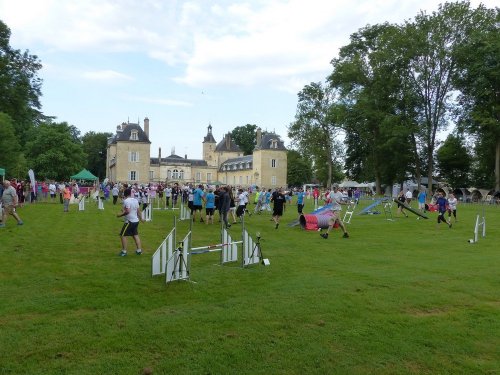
[299,213,334,230]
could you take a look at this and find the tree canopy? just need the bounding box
[231,124,257,155]
[288,1,498,190]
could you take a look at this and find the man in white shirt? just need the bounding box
[116,187,143,256]
[320,185,349,239]
[405,189,413,206]
[49,182,57,202]
[164,185,172,209]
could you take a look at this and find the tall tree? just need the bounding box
[288,82,343,187]
[0,112,23,178]
[82,131,112,179]
[401,1,490,194]
[436,133,472,188]
[286,150,313,187]
[329,23,413,193]
[0,20,43,146]
[25,121,87,181]
[454,6,499,190]
[231,124,257,155]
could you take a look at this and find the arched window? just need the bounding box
[167,170,172,179]
[179,170,184,180]
[172,169,179,179]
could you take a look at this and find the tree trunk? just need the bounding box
[410,133,421,191]
[496,138,500,191]
[427,153,434,196]
[327,159,332,188]
[375,173,382,195]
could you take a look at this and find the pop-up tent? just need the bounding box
[0,167,5,181]
[70,169,98,181]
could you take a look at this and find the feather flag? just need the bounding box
[28,169,36,193]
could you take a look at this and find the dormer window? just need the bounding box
[130,130,138,141]
[270,139,278,149]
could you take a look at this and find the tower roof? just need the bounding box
[203,123,216,143]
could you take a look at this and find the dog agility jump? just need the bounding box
[151,217,267,284]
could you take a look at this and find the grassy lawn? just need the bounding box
[1,197,499,374]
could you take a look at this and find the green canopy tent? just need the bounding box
[0,167,5,182]
[70,169,98,181]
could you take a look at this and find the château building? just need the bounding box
[106,118,287,188]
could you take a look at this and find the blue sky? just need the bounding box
[1,0,496,159]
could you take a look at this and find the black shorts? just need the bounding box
[206,208,214,215]
[193,205,202,211]
[236,205,245,217]
[297,204,304,214]
[120,221,139,237]
[273,207,283,217]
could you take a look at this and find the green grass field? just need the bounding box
[1,198,499,375]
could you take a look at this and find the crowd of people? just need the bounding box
[1,177,461,244]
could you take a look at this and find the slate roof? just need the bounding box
[108,123,151,144]
[219,155,253,172]
[215,133,241,152]
[255,132,286,150]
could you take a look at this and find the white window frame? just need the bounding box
[179,170,184,180]
[271,176,277,186]
[207,173,212,183]
[129,151,139,162]
[195,172,201,183]
[149,170,154,180]
[129,171,137,181]
[167,170,172,179]
[172,169,179,179]
[130,131,138,141]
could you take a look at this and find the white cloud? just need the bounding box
[1,0,498,93]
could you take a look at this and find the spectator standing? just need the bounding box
[296,188,305,219]
[165,185,172,209]
[63,184,72,212]
[204,187,216,224]
[49,181,57,203]
[417,189,427,217]
[112,184,119,205]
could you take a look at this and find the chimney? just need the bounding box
[185,154,187,159]
[256,127,262,148]
[144,117,150,138]
[158,147,161,164]
[225,133,231,149]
